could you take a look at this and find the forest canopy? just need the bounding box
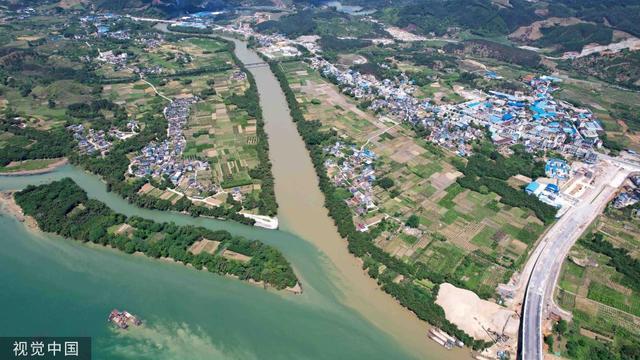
[15,178,298,289]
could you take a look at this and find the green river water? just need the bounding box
[0,166,407,359]
[0,35,469,360]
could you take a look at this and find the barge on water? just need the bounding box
[428,328,464,350]
[108,309,142,329]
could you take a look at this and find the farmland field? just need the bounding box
[555,209,640,354]
[282,60,548,299]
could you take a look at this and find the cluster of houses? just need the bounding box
[128,97,211,194]
[311,57,415,102]
[134,34,164,50]
[231,70,247,81]
[67,121,139,156]
[305,53,615,221]
[112,121,140,140]
[545,158,571,180]
[134,65,163,76]
[324,142,378,222]
[103,30,131,41]
[309,53,606,162]
[94,44,165,75]
[447,76,604,158]
[612,176,640,209]
[2,7,37,21]
[310,56,480,155]
[96,50,128,69]
[67,125,112,156]
[163,10,227,31]
[169,21,208,31]
[175,52,193,65]
[80,13,131,40]
[253,33,302,59]
[311,57,440,126]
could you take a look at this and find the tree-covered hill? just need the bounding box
[533,23,613,53]
[374,0,640,38]
[0,0,275,17]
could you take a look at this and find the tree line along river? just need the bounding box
[0,35,470,360]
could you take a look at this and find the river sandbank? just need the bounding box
[0,191,39,231]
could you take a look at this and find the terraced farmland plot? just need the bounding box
[184,78,259,190]
[125,38,233,75]
[556,214,640,347]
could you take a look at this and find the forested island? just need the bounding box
[13,178,299,291]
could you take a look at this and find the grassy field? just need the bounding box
[96,37,233,80]
[0,159,60,173]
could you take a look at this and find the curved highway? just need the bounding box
[520,158,637,359]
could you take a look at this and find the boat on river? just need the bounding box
[108,309,142,329]
[428,328,463,349]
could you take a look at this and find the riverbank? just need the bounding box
[170,190,280,229]
[2,188,302,294]
[141,252,302,294]
[8,179,300,292]
[0,158,68,176]
[0,191,39,231]
[239,212,279,229]
[266,58,486,352]
[222,37,474,358]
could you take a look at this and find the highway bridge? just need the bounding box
[244,62,268,68]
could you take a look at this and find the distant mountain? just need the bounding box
[334,0,640,39]
[91,0,239,16]
[0,0,268,17]
[0,0,59,9]
[0,0,231,14]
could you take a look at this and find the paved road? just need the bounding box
[520,160,637,359]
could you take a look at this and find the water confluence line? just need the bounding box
[150,21,468,358]
[222,37,471,360]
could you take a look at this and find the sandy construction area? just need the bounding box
[509,17,584,42]
[579,37,640,57]
[385,26,428,42]
[436,283,519,341]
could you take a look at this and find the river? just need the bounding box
[0,34,470,360]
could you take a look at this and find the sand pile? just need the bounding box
[436,283,519,341]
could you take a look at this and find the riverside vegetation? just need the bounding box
[269,60,490,350]
[13,178,298,290]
